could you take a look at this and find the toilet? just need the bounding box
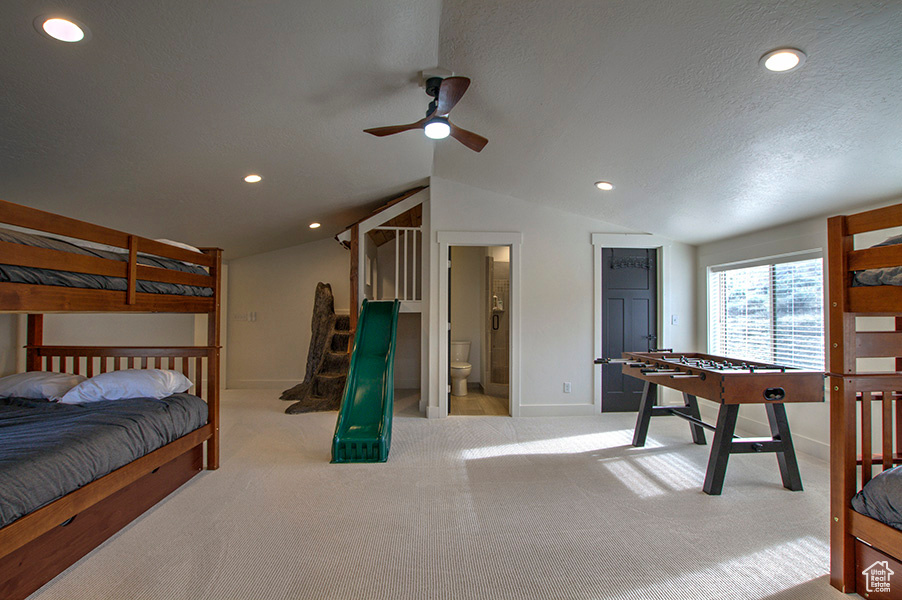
[450,341,472,396]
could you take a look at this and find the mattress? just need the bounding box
[851,466,902,530]
[0,393,207,528]
[0,226,213,297]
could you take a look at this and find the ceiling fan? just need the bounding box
[364,76,488,152]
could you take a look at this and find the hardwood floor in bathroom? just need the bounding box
[449,388,509,416]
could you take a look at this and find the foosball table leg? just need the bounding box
[632,381,657,447]
[682,393,707,445]
[703,404,740,495]
[765,403,803,491]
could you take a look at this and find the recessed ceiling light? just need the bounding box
[35,16,89,43]
[244,174,262,183]
[594,181,614,191]
[309,222,321,229]
[760,48,806,73]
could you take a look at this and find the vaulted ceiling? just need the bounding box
[2,1,901,258]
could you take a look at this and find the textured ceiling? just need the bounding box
[0,1,439,258]
[1,1,901,258]
[436,0,902,244]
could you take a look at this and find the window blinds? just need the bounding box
[708,256,824,370]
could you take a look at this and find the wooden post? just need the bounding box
[26,314,43,372]
[349,224,359,353]
[204,248,222,470]
[827,215,857,593]
[126,235,137,305]
[896,317,901,373]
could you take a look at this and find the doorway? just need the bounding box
[448,246,510,416]
[591,234,675,415]
[601,248,657,412]
[438,231,522,417]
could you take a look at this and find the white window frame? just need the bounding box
[706,249,825,369]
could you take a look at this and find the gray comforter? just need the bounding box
[852,466,902,530]
[0,226,213,297]
[0,394,207,528]
[854,233,902,286]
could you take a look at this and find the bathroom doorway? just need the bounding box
[448,245,510,416]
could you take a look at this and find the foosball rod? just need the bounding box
[663,408,739,438]
[594,358,648,367]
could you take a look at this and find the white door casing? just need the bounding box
[434,231,522,418]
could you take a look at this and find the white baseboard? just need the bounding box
[517,403,597,417]
[229,378,421,393]
[227,379,299,390]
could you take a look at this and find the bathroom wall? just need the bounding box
[488,246,510,262]
[488,258,510,386]
[450,245,484,386]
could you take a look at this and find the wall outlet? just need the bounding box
[563,382,571,393]
[234,313,248,321]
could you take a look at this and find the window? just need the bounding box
[708,254,824,370]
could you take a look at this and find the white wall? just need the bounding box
[39,314,197,346]
[695,198,902,461]
[227,237,349,389]
[450,245,484,385]
[394,313,421,389]
[0,274,227,386]
[426,176,697,416]
[1,312,211,381]
[697,215,829,459]
[0,314,17,376]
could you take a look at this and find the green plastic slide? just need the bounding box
[331,299,400,463]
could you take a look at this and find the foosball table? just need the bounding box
[594,351,825,495]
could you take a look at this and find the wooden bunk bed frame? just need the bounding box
[828,202,902,596]
[0,199,221,600]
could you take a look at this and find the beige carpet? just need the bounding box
[30,390,850,600]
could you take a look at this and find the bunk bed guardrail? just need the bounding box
[828,202,902,595]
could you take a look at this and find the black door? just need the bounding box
[601,248,657,412]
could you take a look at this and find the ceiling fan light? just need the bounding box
[424,118,450,140]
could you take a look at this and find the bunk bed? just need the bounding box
[829,202,902,596]
[0,198,222,600]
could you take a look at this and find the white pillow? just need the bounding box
[155,239,203,254]
[59,369,192,404]
[0,372,87,400]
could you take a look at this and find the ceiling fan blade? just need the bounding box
[363,117,427,137]
[436,77,471,116]
[449,122,488,152]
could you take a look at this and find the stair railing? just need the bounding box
[370,226,421,302]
